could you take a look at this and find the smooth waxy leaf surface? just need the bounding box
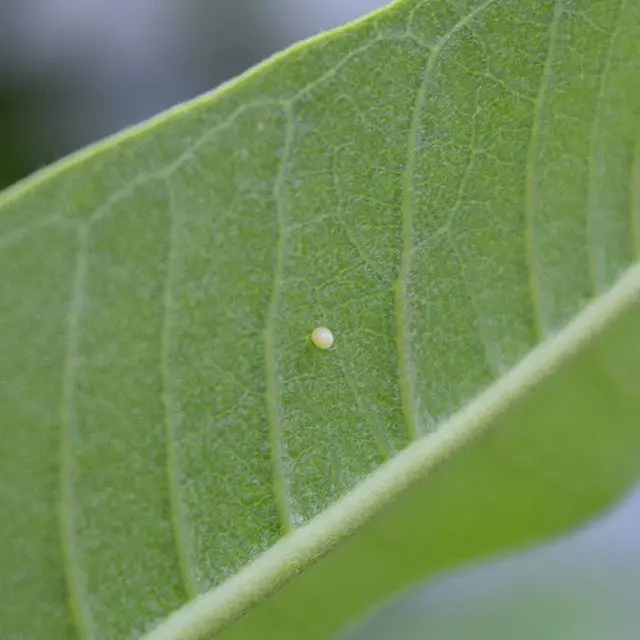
[2,0,640,638]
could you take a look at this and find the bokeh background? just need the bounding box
[1,2,639,638]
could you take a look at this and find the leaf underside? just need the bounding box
[1,0,640,638]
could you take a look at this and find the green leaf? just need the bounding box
[2,0,640,638]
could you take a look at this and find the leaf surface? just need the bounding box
[1,0,640,638]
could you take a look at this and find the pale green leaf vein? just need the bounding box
[524,0,565,341]
[265,109,296,534]
[586,0,627,295]
[161,178,198,598]
[0,170,77,249]
[59,226,93,640]
[334,352,392,461]
[330,146,387,281]
[288,41,379,105]
[395,0,499,440]
[0,215,72,250]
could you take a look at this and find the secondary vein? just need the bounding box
[59,226,93,640]
[395,0,499,441]
[524,0,564,342]
[265,111,296,534]
[161,179,198,598]
[585,0,628,295]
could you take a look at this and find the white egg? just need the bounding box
[311,326,334,350]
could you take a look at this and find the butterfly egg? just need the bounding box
[311,326,334,350]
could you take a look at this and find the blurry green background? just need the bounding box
[1,2,639,638]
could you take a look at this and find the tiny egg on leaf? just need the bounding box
[311,326,334,350]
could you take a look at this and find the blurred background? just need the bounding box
[0,0,388,189]
[1,1,639,638]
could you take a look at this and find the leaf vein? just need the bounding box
[524,0,565,341]
[0,216,73,250]
[395,0,499,440]
[264,109,296,534]
[586,0,628,294]
[59,226,94,640]
[161,178,198,598]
